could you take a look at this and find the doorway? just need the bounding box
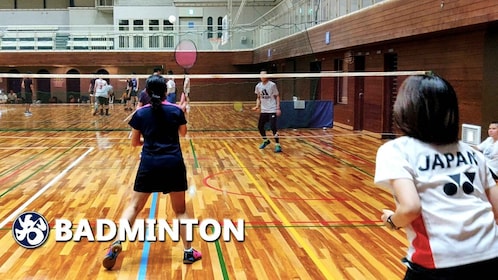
[353,56,365,131]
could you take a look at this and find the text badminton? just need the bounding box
[54,218,245,242]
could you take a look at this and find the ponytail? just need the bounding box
[150,92,162,112]
[145,75,167,117]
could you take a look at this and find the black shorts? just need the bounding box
[403,257,498,280]
[96,96,109,105]
[24,93,33,104]
[133,154,188,193]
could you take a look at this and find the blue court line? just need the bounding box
[137,192,158,280]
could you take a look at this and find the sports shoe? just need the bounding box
[259,139,270,149]
[102,240,122,270]
[275,144,282,153]
[183,248,202,264]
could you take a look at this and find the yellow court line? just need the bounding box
[223,142,341,280]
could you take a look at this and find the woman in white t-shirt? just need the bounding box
[477,121,498,180]
[374,74,498,279]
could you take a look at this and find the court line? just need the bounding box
[0,146,51,179]
[223,142,340,280]
[137,192,158,280]
[0,144,87,199]
[299,139,375,178]
[0,161,38,193]
[0,147,94,230]
[188,138,230,280]
[202,170,344,201]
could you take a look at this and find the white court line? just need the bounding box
[0,147,94,229]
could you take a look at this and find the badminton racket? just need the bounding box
[174,39,198,72]
[174,39,197,111]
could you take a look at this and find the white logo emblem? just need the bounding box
[12,212,50,249]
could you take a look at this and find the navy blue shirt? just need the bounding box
[129,103,186,157]
[138,89,150,105]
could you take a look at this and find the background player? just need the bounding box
[251,70,282,153]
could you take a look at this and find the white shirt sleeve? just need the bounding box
[374,140,415,189]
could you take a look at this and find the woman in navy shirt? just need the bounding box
[103,75,201,270]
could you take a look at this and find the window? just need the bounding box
[149,36,159,48]
[119,20,129,31]
[149,19,160,48]
[133,36,143,48]
[207,17,213,39]
[163,20,173,31]
[217,17,223,39]
[133,20,144,31]
[149,20,159,31]
[119,35,129,48]
[163,19,174,48]
[163,36,174,48]
[334,59,347,104]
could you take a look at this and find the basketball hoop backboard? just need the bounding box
[209,38,221,50]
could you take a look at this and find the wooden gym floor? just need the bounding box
[0,102,407,280]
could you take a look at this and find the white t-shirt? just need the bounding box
[94,78,109,97]
[477,137,498,176]
[254,80,279,113]
[0,93,7,103]
[183,77,190,96]
[375,136,498,269]
[167,78,176,94]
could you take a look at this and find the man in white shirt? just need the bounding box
[166,70,176,103]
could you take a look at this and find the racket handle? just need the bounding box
[180,92,186,104]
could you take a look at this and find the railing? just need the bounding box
[0,0,385,51]
[0,25,257,51]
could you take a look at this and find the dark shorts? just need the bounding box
[24,93,33,104]
[403,257,498,280]
[166,93,177,103]
[130,90,138,97]
[133,154,188,193]
[96,96,109,105]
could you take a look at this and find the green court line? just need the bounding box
[0,140,84,199]
[0,147,50,181]
[188,138,229,280]
[212,227,230,280]
[188,139,200,168]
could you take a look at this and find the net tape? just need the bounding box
[0,71,429,79]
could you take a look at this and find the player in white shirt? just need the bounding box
[251,70,282,153]
[477,121,498,180]
[166,70,176,103]
[182,75,190,112]
[374,74,498,278]
[93,78,111,116]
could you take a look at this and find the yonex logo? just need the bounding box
[12,211,50,249]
